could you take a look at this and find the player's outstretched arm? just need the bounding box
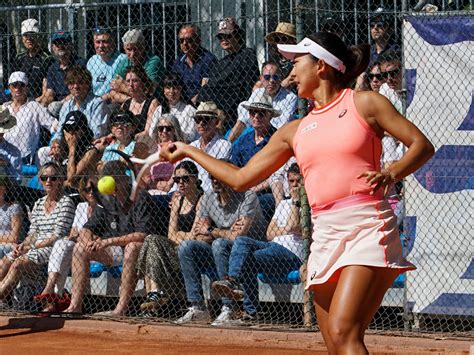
[161,120,300,192]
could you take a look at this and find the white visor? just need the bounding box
[277,37,346,74]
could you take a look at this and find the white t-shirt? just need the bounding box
[271,199,304,261]
[0,203,22,235]
[72,202,89,230]
[169,101,198,143]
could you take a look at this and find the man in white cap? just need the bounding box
[186,101,231,191]
[228,60,297,142]
[110,29,165,103]
[11,19,53,101]
[1,72,57,165]
[0,109,22,182]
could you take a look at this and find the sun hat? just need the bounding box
[21,19,40,35]
[265,22,296,44]
[241,95,281,117]
[195,101,219,117]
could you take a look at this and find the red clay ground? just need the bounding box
[0,315,472,354]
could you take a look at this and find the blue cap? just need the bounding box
[51,31,72,43]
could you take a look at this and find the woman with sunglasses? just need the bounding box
[0,162,75,301]
[122,66,160,140]
[355,62,385,92]
[34,176,97,312]
[161,74,198,143]
[137,161,202,314]
[0,176,23,259]
[161,32,434,354]
[147,114,185,194]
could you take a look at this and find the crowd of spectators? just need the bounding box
[0,12,406,325]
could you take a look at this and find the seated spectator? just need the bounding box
[161,74,197,143]
[64,160,153,316]
[187,102,231,192]
[57,65,110,141]
[100,110,136,163]
[356,61,385,92]
[121,66,160,140]
[228,60,297,142]
[111,29,165,104]
[0,109,22,182]
[11,19,53,101]
[146,114,185,195]
[198,17,259,132]
[136,161,202,315]
[0,162,75,300]
[0,175,23,259]
[87,28,127,99]
[34,176,97,312]
[175,171,264,325]
[212,163,304,322]
[172,24,217,104]
[369,8,400,65]
[268,156,297,207]
[264,22,297,89]
[2,72,58,164]
[43,31,87,112]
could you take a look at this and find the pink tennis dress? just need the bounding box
[293,89,415,289]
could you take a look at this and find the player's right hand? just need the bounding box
[160,142,186,163]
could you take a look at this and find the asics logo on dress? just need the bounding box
[338,109,347,118]
[310,271,317,280]
[301,122,318,134]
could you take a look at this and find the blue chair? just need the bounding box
[89,261,122,279]
[257,270,301,285]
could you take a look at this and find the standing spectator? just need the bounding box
[137,161,202,314]
[111,29,165,104]
[0,109,23,182]
[2,72,58,164]
[198,17,259,133]
[188,102,231,192]
[161,74,197,143]
[175,172,264,325]
[43,31,87,112]
[369,8,400,64]
[212,163,304,323]
[228,61,297,142]
[172,24,217,104]
[0,162,75,301]
[87,28,127,99]
[11,19,53,101]
[64,160,153,316]
[0,175,23,259]
[122,66,160,140]
[56,65,110,141]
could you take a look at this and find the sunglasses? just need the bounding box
[40,175,60,182]
[249,110,267,117]
[263,74,281,82]
[367,73,384,81]
[173,175,195,184]
[157,125,174,133]
[111,121,132,127]
[10,82,26,88]
[82,186,93,193]
[370,21,385,28]
[381,68,401,79]
[179,36,197,44]
[217,34,233,41]
[194,116,215,125]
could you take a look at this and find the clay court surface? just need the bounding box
[0,315,472,354]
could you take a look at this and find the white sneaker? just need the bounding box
[175,306,210,324]
[211,305,235,327]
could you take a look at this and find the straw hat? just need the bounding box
[265,22,296,44]
[196,101,219,117]
[241,95,281,117]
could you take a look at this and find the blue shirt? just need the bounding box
[172,48,217,101]
[101,141,136,162]
[47,56,87,100]
[56,93,110,140]
[87,52,127,97]
[0,139,22,182]
[369,42,400,65]
[231,126,277,167]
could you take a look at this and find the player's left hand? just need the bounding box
[357,169,395,195]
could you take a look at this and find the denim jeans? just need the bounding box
[228,236,302,315]
[178,239,234,304]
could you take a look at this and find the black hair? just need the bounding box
[261,60,281,73]
[287,162,301,175]
[307,32,370,88]
[377,50,401,65]
[175,160,199,176]
[163,73,184,89]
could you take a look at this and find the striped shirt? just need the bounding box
[29,195,76,242]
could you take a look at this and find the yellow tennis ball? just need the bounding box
[97,176,116,195]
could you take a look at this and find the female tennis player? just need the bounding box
[161,32,434,354]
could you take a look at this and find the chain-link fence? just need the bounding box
[0,0,472,337]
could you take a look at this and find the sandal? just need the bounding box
[140,291,168,311]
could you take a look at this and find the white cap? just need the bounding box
[277,37,346,73]
[122,29,144,45]
[8,71,29,85]
[21,18,40,35]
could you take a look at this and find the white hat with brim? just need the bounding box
[21,19,40,35]
[241,95,281,118]
[277,37,346,73]
[196,101,219,117]
[8,71,28,86]
[0,109,17,134]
